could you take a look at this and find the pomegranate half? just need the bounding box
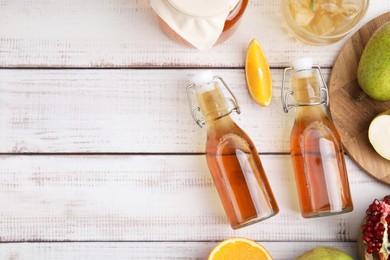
[359,195,390,260]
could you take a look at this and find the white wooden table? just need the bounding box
[0,1,389,259]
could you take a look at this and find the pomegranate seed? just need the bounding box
[372,216,380,222]
[376,231,384,237]
[378,223,385,231]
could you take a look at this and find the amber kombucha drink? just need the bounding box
[290,71,353,217]
[195,79,279,229]
[206,119,278,229]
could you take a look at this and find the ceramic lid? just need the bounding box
[291,57,313,71]
[191,70,214,86]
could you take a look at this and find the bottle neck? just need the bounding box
[292,70,319,103]
[206,113,234,131]
[196,81,230,124]
[295,105,326,120]
[292,70,326,119]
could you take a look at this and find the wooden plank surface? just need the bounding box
[0,1,389,258]
[0,155,387,242]
[0,0,387,68]
[0,242,359,259]
[0,69,298,153]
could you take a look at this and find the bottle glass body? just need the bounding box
[289,71,353,217]
[196,82,279,229]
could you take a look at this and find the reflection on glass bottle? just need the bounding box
[282,58,353,218]
[187,71,279,229]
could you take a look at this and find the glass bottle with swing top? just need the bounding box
[282,58,353,218]
[186,70,279,229]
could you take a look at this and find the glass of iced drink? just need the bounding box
[280,0,369,45]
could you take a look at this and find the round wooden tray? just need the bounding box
[328,12,390,185]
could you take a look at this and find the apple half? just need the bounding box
[368,108,390,160]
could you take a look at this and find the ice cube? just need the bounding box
[341,0,361,16]
[298,0,311,8]
[310,11,335,35]
[317,0,343,6]
[332,13,351,31]
[320,2,342,15]
[290,3,315,26]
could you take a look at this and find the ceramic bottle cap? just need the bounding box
[291,57,313,71]
[291,58,314,78]
[191,70,214,86]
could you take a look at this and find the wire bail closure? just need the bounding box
[186,75,241,128]
[281,65,329,113]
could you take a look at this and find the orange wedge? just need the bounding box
[208,237,273,260]
[245,38,272,106]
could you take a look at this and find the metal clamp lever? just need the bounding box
[281,65,329,113]
[186,75,241,127]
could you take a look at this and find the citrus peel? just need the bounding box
[245,38,273,106]
[208,237,273,260]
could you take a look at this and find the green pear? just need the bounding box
[295,246,353,260]
[368,108,390,160]
[357,22,390,101]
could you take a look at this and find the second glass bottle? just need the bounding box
[282,58,353,218]
[187,70,279,229]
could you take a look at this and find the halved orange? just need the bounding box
[208,237,273,260]
[245,38,273,106]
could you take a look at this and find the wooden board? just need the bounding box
[328,12,390,185]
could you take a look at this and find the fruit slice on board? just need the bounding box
[245,38,273,106]
[368,109,390,160]
[208,237,273,260]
